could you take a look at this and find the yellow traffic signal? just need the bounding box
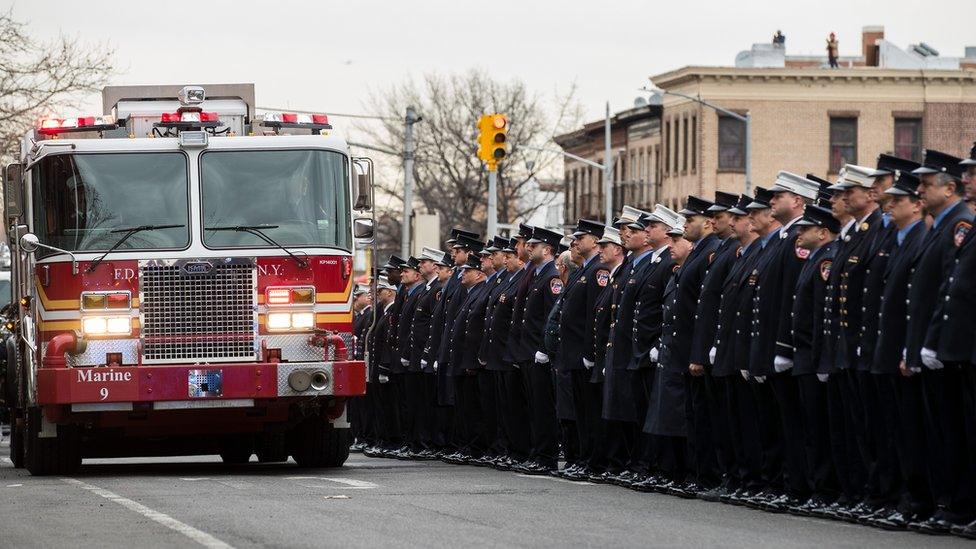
[477,113,508,169]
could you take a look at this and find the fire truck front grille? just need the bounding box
[139,258,257,363]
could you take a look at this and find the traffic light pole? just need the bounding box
[487,166,498,237]
[401,106,419,258]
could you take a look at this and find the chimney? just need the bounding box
[862,25,884,66]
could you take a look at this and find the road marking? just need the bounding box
[61,478,234,549]
[180,477,213,481]
[285,476,377,489]
[0,457,12,465]
[6,483,23,487]
[514,473,593,485]
[323,495,350,500]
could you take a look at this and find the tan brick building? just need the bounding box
[652,65,976,210]
[554,104,662,226]
[556,27,976,218]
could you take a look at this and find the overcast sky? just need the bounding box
[9,0,976,132]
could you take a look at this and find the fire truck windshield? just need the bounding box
[201,149,351,251]
[30,152,190,253]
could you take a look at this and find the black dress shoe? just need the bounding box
[762,494,803,513]
[868,510,911,530]
[667,481,698,500]
[912,514,953,535]
[522,462,555,475]
[744,491,779,510]
[790,495,833,517]
[698,485,729,503]
[728,489,758,506]
[951,517,976,539]
[589,471,615,484]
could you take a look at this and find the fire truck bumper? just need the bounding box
[36,360,366,406]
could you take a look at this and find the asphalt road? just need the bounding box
[0,440,971,549]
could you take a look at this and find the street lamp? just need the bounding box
[642,85,753,196]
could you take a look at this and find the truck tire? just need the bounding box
[8,340,26,468]
[219,436,253,464]
[290,414,350,468]
[255,432,288,463]
[24,408,81,476]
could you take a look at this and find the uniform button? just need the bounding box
[905,299,910,305]
[944,314,949,320]
[906,315,911,321]
[950,277,955,283]
[907,283,912,289]
[945,296,950,302]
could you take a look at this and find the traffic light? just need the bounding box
[477,113,508,169]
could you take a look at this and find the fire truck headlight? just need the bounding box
[291,312,315,329]
[83,317,107,335]
[82,316,132,336]
[267,312,292,330]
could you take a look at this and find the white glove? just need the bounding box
[773,355,794,373]
[754,375,767,384]
[901,348,907,360]
[534,351,550,364]
[708,346,717,365]
[378,374,389,384]
[649,347,659,363]
[740,370,750,381]
[478,359,487,366]
[582,357,595,369]
[400,358,409,366]
[432,361,439,372]
[856,346,861,358]
[420,359,428,368]
[817,373,829,382]
[920,347,944,370]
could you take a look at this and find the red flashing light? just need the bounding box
[37,115,117,135]
[312,114,329,125]
[282,113,298,123]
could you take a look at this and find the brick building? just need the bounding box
[556,27,976,218]
[554,104,662,225]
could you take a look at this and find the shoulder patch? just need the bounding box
[954,220,972,248]
[795,246,810,259]
[820,260,832,282]
[550,278,563,295]
[596,269,610,287]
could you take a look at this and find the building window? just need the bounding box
[829,117,857,173]
[691,115,697,173]
[664,120,670,176]
[718,116,746,171]
[673,117,680,173]
[682,117,689,173]
[894,118,922,163]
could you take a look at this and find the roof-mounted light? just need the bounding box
[260,112,332,134]
[37,115,118,136]
[178,86,206,106]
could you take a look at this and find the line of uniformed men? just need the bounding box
[347,143,976,538]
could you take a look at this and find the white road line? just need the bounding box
[0,457,12,465]
[286,476,377,489]
[514,473,593,486]
[61,478,234,549]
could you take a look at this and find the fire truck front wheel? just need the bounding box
[24,408,82,476]
[290,414,350,468]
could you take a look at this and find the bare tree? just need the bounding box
[0,9,115,163]
[361,70,581,250]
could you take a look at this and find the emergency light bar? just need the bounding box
[156,109,221,130]
[261,112,332,134]
[37,115,118,135]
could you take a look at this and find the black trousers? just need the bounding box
[769,372,810,499]
[921,364,976,520]
[359,384,378,445]
[687,372,719,487]
[476,369,502,457]
[522,360,558,467]
[796,373,838,499]
[751,377,784,493]
[894,372,934,516]
[869,373,903,507]
[726,374,764,491]
[453,373,484,456]
[603,419,635,474]
[373,379,402,448]
[709,375,738,488]
[855,369,882,505]
[629,367,656,475]
[402,372,429,450]
[570,369,604,471]
[826,369,865,501]
[500,368,532,461]
[491,371,510,457]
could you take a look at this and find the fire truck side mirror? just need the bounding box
[3,163,24,222]
[19,233,39,253]
[353,218,374,241]
[354,172,372,211]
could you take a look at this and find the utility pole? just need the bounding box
[487,169,498,237]
[604,101,613,224]
[401,106,418,258]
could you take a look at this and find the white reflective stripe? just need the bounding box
[154,399,254,410]
[61,478,234,549]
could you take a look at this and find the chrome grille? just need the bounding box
[140,258,257,364]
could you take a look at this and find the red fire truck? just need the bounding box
[0,84,374,475]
